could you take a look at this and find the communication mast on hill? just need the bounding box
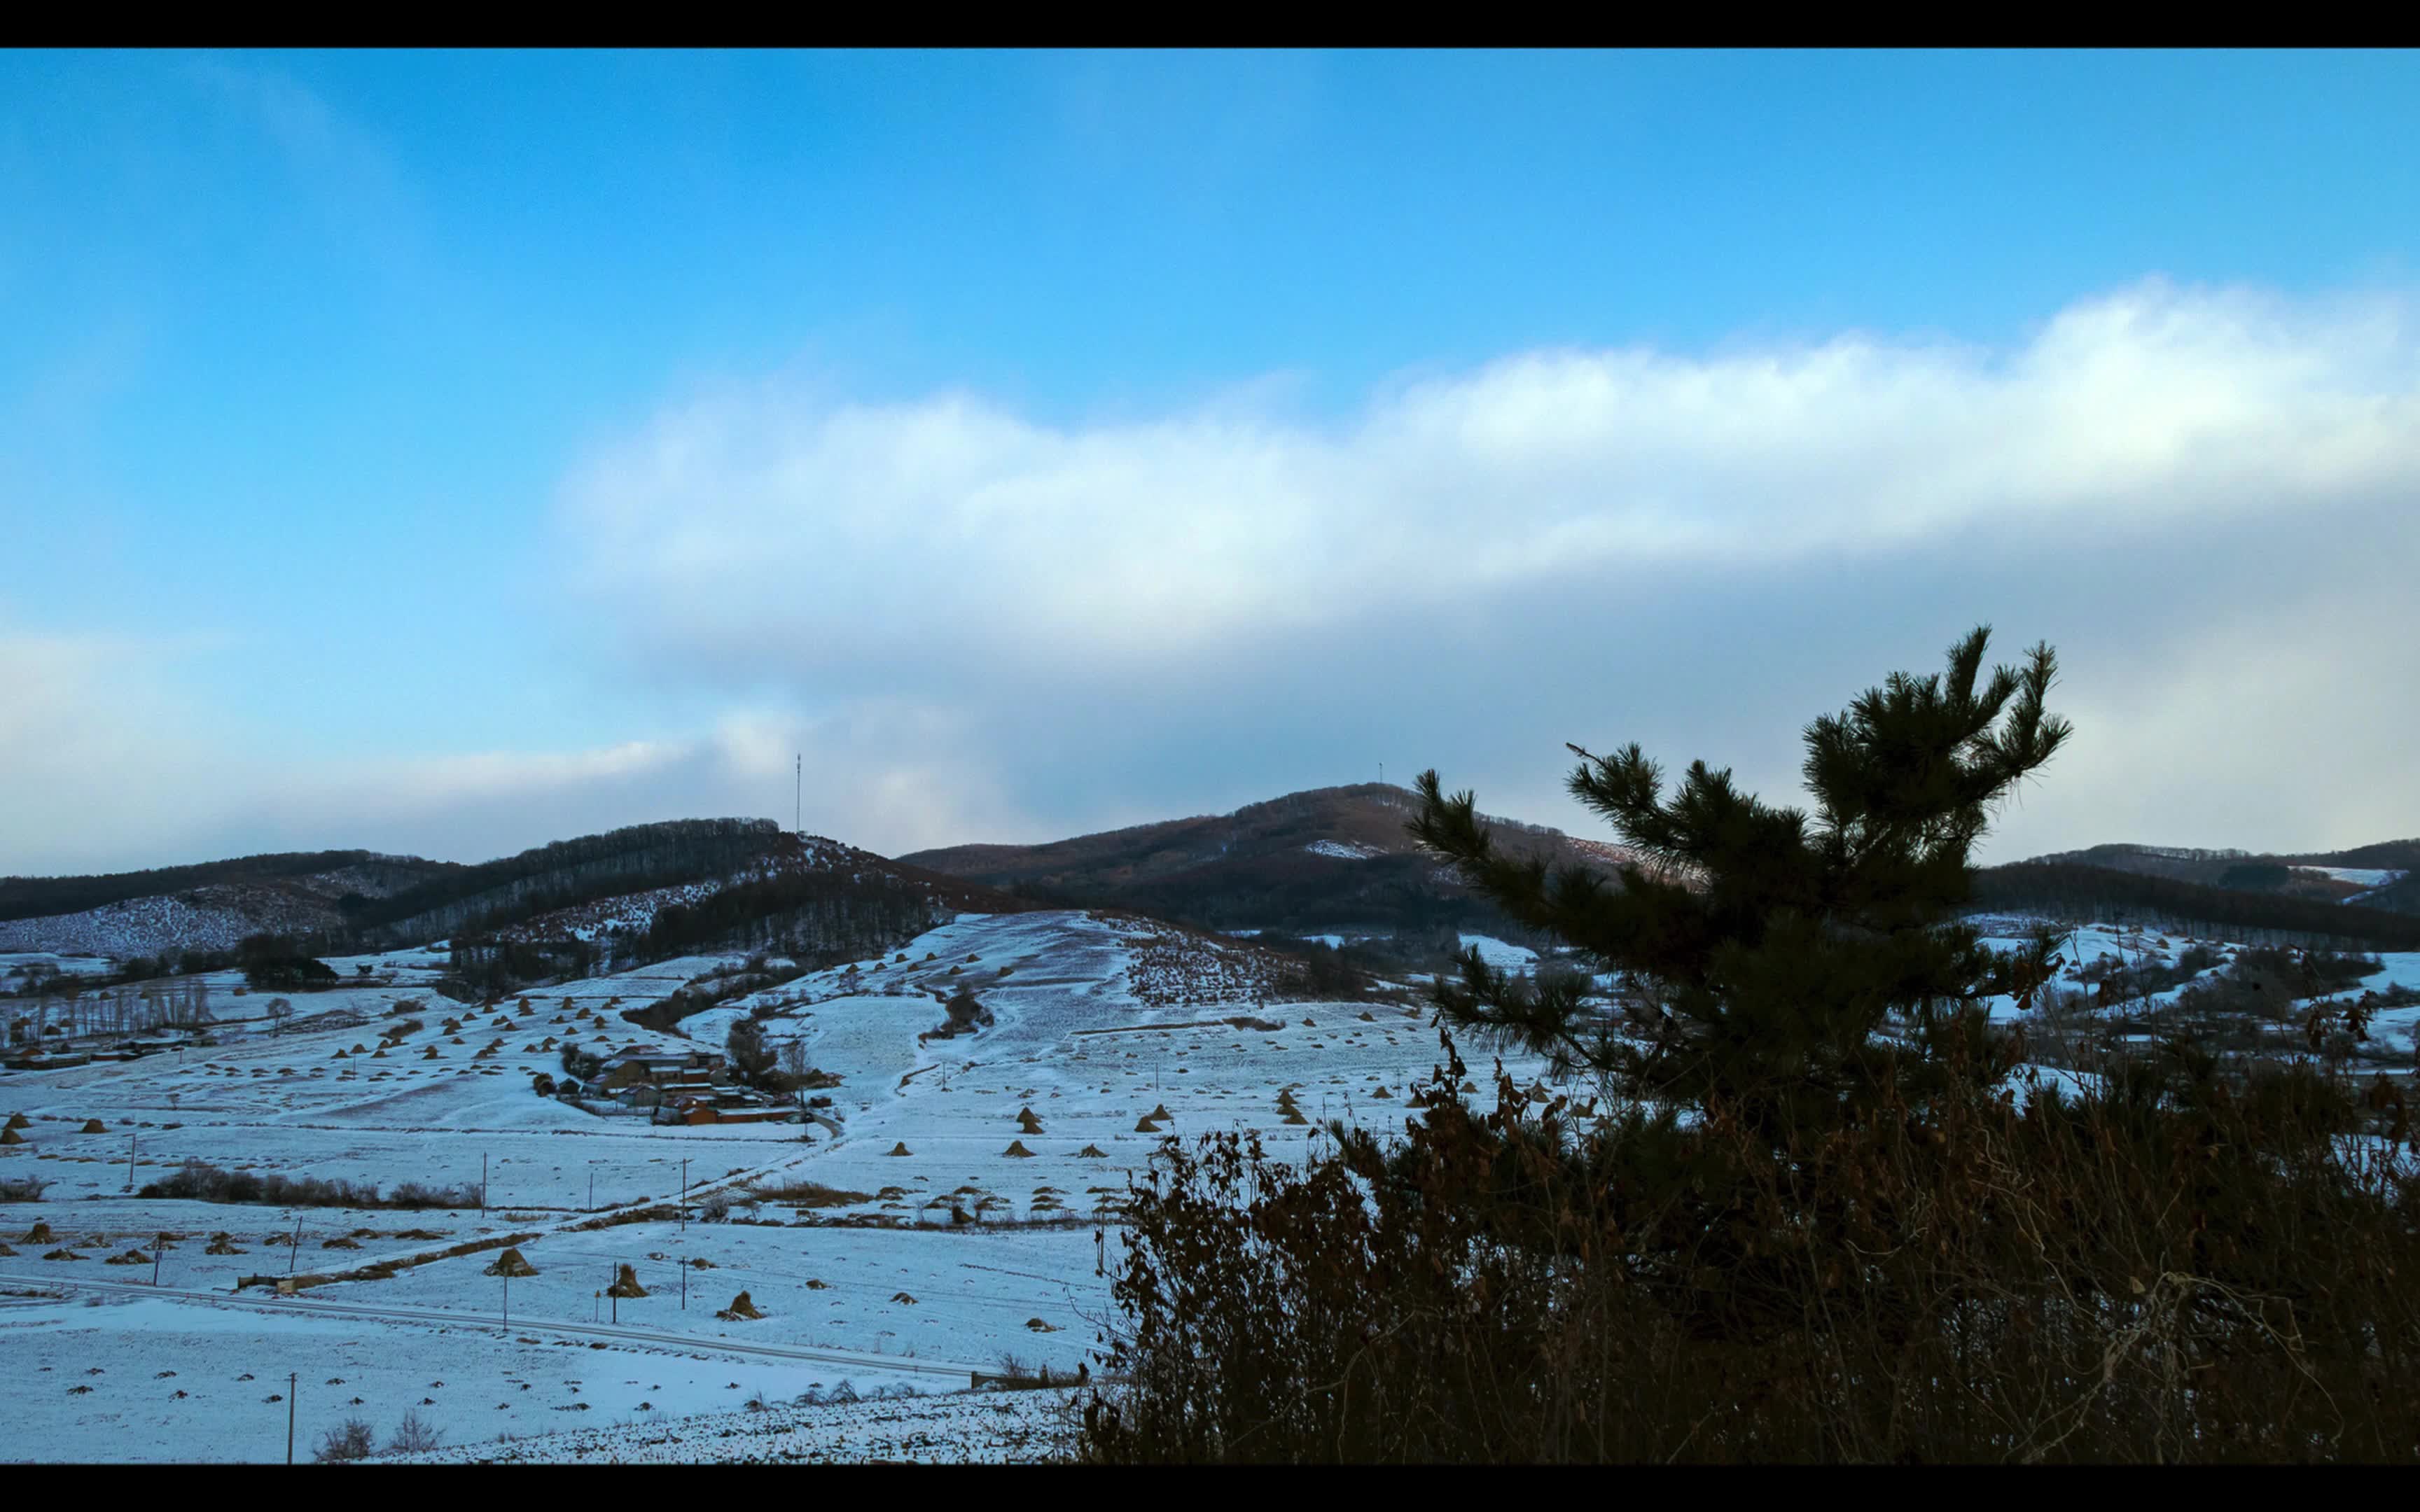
[795,753,802,834]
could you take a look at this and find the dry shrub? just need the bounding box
[385,1408,443,1455]
[748,1179,872,1207]
[1083,1028,2420,1464]
[314,1417,375,1462]
[136,1159,478,1211]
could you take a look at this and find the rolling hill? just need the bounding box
[900,782,1636,937]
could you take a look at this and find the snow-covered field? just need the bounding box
[0,909,1559,1462]
[20,899,2399,1461]
[390,1383,1083,1464]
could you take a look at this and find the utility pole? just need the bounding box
[679,1159,688,1232]
[481,1154,488,1212]
[680,1262,686,1311]
[503,1271,509,1326]
[287,1217,302,1276]
[795,753,802,834]
[286,1373,298,1465]
[588,1168,594,1212]
[126,1133,137,1192]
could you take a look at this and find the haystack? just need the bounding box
[205,1234,245,1255]
[1147,1102,1173,1122]
[0,1127,22,1146]
[80,1119,106,1134]
[105,1248,152,1266]
[1015,1110,1044,1135]
[884,1142,912,1156]
[0,1241,11,1257]
[1077,1144,1108,1158]
[43,1248,85,1261]
[605,1263,648,1298]
[22,1220,54,1243]
[1371,1086,1393,1099]
[320,1236,361,1250]
[1002,1140,1036,1158]
[482,1247,538,1278]
[370,1049,387,1058]
[1132,1116,1160,1133]
[1281,1110,1309,1124]
[715,1291,765,1322]
[4,1112,29,1130]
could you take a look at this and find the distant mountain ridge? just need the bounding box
[0,820,1038,967]
[2012,839,2420,916]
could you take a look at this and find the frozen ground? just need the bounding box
[389,1383,1083,1464]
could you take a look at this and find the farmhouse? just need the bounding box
[599,1048,729,1092]
[652,1090,801,1126]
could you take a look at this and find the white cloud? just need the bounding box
[561,279,2420,684]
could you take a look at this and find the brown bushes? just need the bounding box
[1082,1032,2420,1464]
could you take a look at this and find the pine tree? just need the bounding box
[1410,625,2072,1144]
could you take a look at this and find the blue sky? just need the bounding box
[5,49,2418,874]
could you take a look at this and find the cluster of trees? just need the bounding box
[637,866,949,967]
[450,938,601,999]
[7,974,216,1044]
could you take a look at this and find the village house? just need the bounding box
[652,1089,801,1126]
[597,1047,730,1098]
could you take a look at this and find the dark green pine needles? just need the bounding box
[1410,624,2073,1144]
